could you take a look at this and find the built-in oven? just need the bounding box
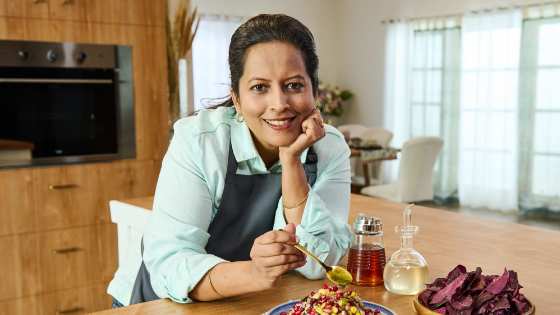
[0,40,135,168]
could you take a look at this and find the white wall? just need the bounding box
[170,0,340,84]
[336,0,547,128]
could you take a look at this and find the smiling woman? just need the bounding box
[107,14,352,307]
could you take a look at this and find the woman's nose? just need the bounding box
[269,88,290,112]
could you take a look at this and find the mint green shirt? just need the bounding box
[108,107,352,305]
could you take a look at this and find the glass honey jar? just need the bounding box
[347,214,386,286]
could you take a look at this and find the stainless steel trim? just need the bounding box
[0,78,113,84]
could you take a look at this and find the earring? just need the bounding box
[235,112,244,123]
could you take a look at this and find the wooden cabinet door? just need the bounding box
[33,164,101,230]
[0,295,41,315]
[0,0,49,19]
[38,224,117,292]
[100,160,159,199]
[86,0,165,26]
[40,283,112,314]
[48,0,87,22]
[0,169,36,236]
[0,283,111,315]
[0,234,41,300]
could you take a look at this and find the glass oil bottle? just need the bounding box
[383,204,429,295]
[347,214,386,286]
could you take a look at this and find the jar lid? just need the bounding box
[353,214,383,235]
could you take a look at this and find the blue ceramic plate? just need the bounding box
[265,300,396,315]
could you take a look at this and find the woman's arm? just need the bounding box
[274,125,353,279]
[190,224,305,301]
[279,108,325,224]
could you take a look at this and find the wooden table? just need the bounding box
[95,194,560,314]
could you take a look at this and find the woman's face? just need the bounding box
[233,41,315,156]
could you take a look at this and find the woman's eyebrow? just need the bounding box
[248,74,305,83]
[285,75,305,81]
[248,77,271,83]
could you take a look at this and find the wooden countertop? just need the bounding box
[95,194,560,314]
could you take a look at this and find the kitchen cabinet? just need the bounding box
[0,283,110,315]
[39,224,117,292]
[33,164,103,231]
[0,233,41,300]
[0,0,166,312]
[0,169,36,236]
[0,0,49,19]
[0,0,165,26]
[48,0,87,22]
[87,0,165,26]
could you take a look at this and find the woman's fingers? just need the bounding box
[255,242,304,257]
[255,229,296,245]
[257,253,306,268]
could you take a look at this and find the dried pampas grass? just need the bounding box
[167,0,199,128]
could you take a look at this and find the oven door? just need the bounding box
[0,67,118,159]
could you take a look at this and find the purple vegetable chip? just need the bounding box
[485,269,509,295]
[431,273,468,305]
[447,265,467,283]
[450,295,474,310]
[419,289,433,306]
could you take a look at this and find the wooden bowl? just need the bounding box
[412,295,535,315]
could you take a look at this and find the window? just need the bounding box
[520,17,560,209]
[408,24,461,199]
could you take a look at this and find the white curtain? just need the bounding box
[191,15,242,111]
[458,9,523,211]
[383,22,413,183]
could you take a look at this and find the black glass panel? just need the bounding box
[0,67,118,158]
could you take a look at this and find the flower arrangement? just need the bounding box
[315,82,354,117]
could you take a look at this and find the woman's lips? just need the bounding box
[263,117,296,130]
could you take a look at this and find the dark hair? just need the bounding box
[213,14,319,108]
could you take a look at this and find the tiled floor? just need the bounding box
[418,200,560,232]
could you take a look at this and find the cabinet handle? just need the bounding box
[61,0,74,5]
[53,246,82,254]
[49,184,79,190]
[57,307,84,314]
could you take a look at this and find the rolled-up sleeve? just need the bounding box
[273,133,353,279]
[143,121,226,303]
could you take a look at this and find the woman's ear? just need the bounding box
[231,90,241,113]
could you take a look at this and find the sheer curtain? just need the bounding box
[190,15,242,111]
[383,19,461,200]
[458,9,523,211]
[519,4,560,212]
[383,22,413,183]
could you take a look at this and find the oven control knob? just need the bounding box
[17,50,29,60]
[75,51,87,64]
[46,50,58,63]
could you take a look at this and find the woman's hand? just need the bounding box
[279,108,325,161]
[249,223,306,290]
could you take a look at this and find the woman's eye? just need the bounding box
[251,84,267,92]
[286,82,304,91]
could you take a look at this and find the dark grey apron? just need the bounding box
[128,144,317,304]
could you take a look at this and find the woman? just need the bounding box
[108,13,352,306]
